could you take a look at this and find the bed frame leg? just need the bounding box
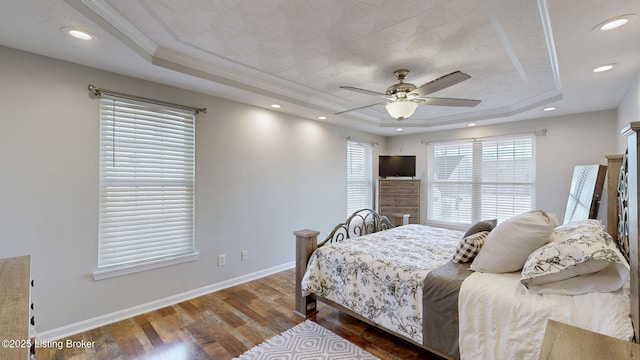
[294,229,320,318]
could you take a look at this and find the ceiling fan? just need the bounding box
[336,69,481,120]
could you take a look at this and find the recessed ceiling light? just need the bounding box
[543,106,556,112]
[593,64,615,73]
[601,18,629,30]
[595,14,636,31]
[63,27,94,40]
[318,116,327,120]
[270,104,281,108]
[396,128,404,132]
[467,123,476,127]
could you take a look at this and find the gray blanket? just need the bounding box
[422,261,473,360]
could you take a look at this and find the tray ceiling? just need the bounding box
[1,0,639,135]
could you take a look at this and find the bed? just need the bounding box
[294,122,640,360]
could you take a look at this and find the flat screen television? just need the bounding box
[379,155,416,178]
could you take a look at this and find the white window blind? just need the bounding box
[97,96,196,272]
[426,134,536,225]
[347,140,373,216]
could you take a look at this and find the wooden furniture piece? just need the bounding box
[0,255,33,360]
[389,213,410,226]
[540,319,640,360]
[294,229,320,318]
[606,154,624,245]
[378,179,420,225]
[622,123,640,340]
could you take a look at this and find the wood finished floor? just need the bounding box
[36,268,444,360]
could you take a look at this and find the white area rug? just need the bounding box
[234,320,380,359]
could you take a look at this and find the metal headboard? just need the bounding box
[618,150,631,262]
[318,209,395,247]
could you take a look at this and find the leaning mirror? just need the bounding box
[563,164,607,224]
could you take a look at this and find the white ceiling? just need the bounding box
[1,0,639,136]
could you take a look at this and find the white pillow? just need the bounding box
[525,261,629,295]
[549,218,607,242]
[521,220,629,295]
[470,210,558,273]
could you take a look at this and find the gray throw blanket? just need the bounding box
[422,261,473,360]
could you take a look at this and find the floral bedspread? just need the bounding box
[301,224,462,343]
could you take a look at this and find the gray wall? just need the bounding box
[386,111,619,225]
[0,46,385,335]
[618,71,640,151]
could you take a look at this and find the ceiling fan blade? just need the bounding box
[418,97,481,107]
[339,86,387,97]
[411,71,472,97]
[334,102,386,115]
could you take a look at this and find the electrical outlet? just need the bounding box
[217,254,226,266]
[241,250,248,261]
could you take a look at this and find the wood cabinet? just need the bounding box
[0,255,33,360]
[540,320,639,360]
[378,179,420,225]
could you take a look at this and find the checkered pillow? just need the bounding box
[452,231,490,263]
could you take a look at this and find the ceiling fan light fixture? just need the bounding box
[338,69,478,120]
[385,101,418,120]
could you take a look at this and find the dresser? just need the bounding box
[540,320,639,359]
[378,179,420,225]
[0,255,34,360]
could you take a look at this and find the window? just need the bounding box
[94,96,197,280]
[347,140,373,216]
[426,134,536,226]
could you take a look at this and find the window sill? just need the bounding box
[93,252,199,281]
[424,220,470,231]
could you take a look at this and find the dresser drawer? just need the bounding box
[379,180,420,194]
[380,209,420,224]
[379,195,419,207]
[380,206,419,217]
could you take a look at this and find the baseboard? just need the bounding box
[36,261,295,342]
